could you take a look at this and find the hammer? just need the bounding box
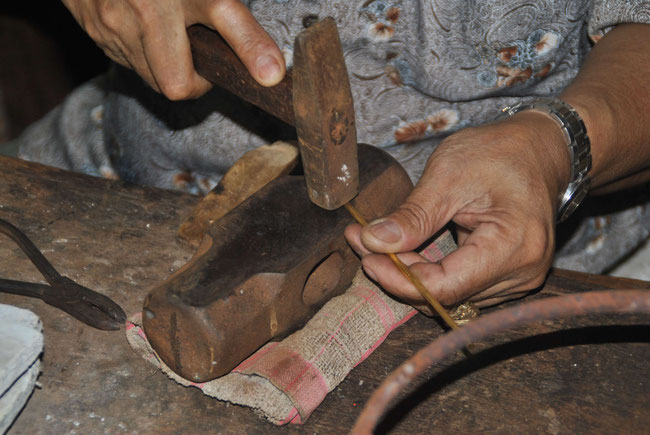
[188,18,359,210]
[142,19,414,382]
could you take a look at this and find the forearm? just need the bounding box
[561,23,650,194]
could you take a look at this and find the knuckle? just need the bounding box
[97,2,121,31]
[126,0,156,21]
[159,80,195,101]
[436,290,459,307]
[430,278,462,306]
[84,24,103,43]
[438,284,463,307]
[207,0,239,19]
[395,201,433,236]
[207,1,270,56]
[527,273,547,290]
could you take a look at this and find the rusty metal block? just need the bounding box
[142,145,412,382]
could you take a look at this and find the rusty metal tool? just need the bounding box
[143,145,412,382]
[352,289,650,433]
[141,19,411,381]
[0,218,126,331]
[188,18,358,210]
[177,141,300,250]
[189,19,461,334]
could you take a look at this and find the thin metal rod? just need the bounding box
[0,218,63,285]
[0,278,48,299]
[351,289,650,434]
[0,218,127,330]
[344,203,460,330]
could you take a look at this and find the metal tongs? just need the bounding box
[0,218,126,330]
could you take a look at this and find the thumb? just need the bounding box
[360,183,453,254]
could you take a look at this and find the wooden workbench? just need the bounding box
[1,156,648,434]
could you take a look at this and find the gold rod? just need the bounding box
[344,203,461,331]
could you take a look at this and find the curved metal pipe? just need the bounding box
[351,290,650,434]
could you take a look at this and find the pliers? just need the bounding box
[0,218,126,331]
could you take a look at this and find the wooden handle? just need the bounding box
[187,25,295,126]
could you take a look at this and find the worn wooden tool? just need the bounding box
[177,141,300,250]
[188,18,358,210]
[143,145,412,381]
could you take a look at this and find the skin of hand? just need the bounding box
[346,112,570,313]
[345,23,650,313]
[62,0,286,100]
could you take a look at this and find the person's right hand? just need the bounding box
[344,110,571,313]
[62,0,285,100]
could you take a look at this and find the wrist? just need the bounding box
[511,110,572,196]
[559,92,614,186]
[500,99,592,221]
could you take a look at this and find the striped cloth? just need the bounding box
[126,230,456,424]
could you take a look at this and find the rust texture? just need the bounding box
[352,290,650,434]
[1,156,649,432]
[176,141,299,250]
[292,18,359,209]
[190,19,359,210]
[142,144,412,382]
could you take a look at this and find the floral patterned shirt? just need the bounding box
[246,0,649,180]
[16,0,650,273]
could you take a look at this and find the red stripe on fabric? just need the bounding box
[126,312,142,331]
[241,295,370,420]
[239,281,419,423]
[308,283,400,370]
[354,309,417,367]
[309,297,367,363]
[244,346,329,419]
[351,284,396,332]
[420,236,446,262]
[277,407,300,425]
[233,341,280,373]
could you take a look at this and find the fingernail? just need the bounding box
[256,55,281,84]
[368,220,402,243]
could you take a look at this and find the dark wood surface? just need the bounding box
[1,156,648,434]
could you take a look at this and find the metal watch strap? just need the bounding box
[500,98,592,222]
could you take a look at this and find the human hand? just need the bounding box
[345,111,572,313]
[62,0,285,100]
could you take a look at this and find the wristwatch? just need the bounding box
[500,98,592,222]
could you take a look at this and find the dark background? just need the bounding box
[0,3,108,143]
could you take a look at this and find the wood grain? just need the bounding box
[0,156,648,434]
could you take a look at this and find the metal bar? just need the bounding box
[0,218,62,285]
[351,290,650,434]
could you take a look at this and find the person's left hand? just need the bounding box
[345,111,571,313]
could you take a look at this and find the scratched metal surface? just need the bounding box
[1,156,649,434]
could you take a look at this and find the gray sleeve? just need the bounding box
[587,1,650,42]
